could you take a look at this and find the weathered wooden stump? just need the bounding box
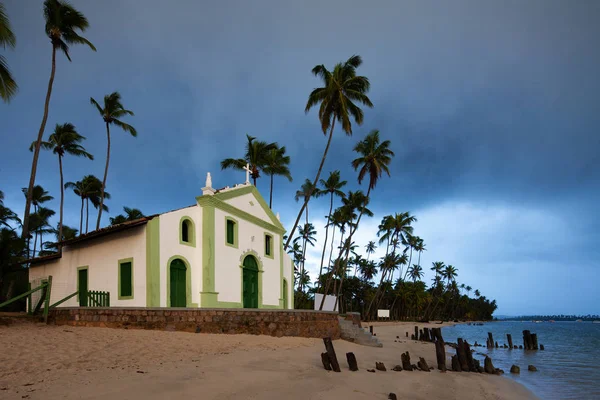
[487,332,494,349]
[392,365,402,371]
[457,338,469,371]
[322,337,341,372]
[401,351,413,371]
[540,344,545,350]
[523,330,532,350]
[519,345,523,349]
[417,357,430,372]
[451,355,461,371]
[414,326,419,340]
[406,332,409,338]
[531,333,539,350]
[484,356,495,374]
[510,365,520,374]
[464,341,475,371]
[346,352,358,371]
[507,334,513,349]
[369,325,374,335]
[388,393,398,400]
[528,365,537,372]
[376,362,387,371]
[321,353,332,371]
[431,328,446,371]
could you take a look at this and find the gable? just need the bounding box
[208,185,285,232]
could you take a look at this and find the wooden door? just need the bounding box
[242,256,258,308]
[170,259,187,307]
[78,268,88,307]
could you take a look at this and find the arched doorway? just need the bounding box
[170,258,187,307]
[283,279,288,309]
[242,255,259,308]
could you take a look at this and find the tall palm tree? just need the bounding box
[262,145,292,208]
[23,0,95,241]
[90,92,136,230]
[294,178,317,228]
[285,55,373,250]
[443,264,458,286]
[365,241,377,261]
[29,206,55,257]
[109,206,145,225]
[293,222,316,293]
[21,185,53,256]
[0,2,17,102]
[314,171,346,292]
[65,175,109,234]
[408,264,424,282]
[221,134,277,186]
[0,191,20,229]
[465,285,472,298]
[474,289,481,298]
[35,123,93,248]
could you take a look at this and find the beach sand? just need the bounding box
[0,319,537,399]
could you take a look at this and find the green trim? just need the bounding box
[117,257,134,300]
[282,278,288,309]
[213,185,284,230]
[264,232,274,259]
[145,217,160,307]
[239,250,263,308]
[179,216,196,247]
[166,255,193,307]
[200,204,217,306]
[197,190,285,235]
[279,234,285,308]
[225,216,239,249]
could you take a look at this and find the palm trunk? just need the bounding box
[58,154,64,250]
[96,122,111,230]
[269,173,274,208]
[79,197,84,235]
[315,193,334,294]
[86,198,89,234]
[22,45,57,240]
[319,228,346,311]
[284,120,336,250]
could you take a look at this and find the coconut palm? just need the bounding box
[408,264,424,282]
[474,289,481,298]
[262,145,292,208]
[90,92,136,230]
[109,206,145,225]
[0,2,17,101]
[221,134,277,187]
[314,171,346,292]
[442,264,458,286]
[465,285,472,298]
[29,206,55,257]
[21,185,53,255]
[293,222,317,293]
[285,55,373,249]
[0,191,20,229]
[65,175,109,234]
[34,123,93,248]
[22,0,96,241]
[365,241,376,261]
[40,223,78,254]
[294,178,318,228]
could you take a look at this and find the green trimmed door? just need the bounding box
[242,255,259,308]
[170,259,187,307]
[78,268,88,306]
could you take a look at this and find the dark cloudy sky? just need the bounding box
[2,0,599,316]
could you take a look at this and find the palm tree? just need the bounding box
[21,185,53,256]
[365,241,376,261]
[465,285,472,298]
[109,206,145,225]
[314,171,346,292]
[0,2,17,101]
[65,175,109,234]
[408,264,424,282]
[443,264,458,286]
[431,261,445,279]
[29,206,55,257]
[474,289,481,298]
[35,123,93,248]
[0,191,20,229]
[90,92,136,230]
[221,134,277,186]
[285,55,373,250]
[22,0,95,241]
[262,145,292,208]
[294,178,317,228]
[293,222,316,293]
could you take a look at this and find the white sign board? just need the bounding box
[377,309,390,318]
[314,294,338,312]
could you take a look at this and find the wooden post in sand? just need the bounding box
[323,337,341,372]
[346,352,359,371]
[464,341,475,371]
[507,334,513,349]
[531,334,539,350]
[457,338,469,371]
[431,328,447,371]
[522,330,532,350]
[401,351,413,371]
[321,353,332,370]
[487,332,494,349]
[369,325,374,335]
[414,326,419,341]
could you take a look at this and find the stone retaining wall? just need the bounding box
[49,308,340,339]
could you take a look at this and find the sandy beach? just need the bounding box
[0,319,537,400]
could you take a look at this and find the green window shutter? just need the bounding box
[265,235,271,256]
[120,262,132,297]
[226,220,235,244]
[182,220,189,242]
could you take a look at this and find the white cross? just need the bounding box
[243,163,251,184]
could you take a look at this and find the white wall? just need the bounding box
[158,205,201,306]
[223,192,272,224]
[213,207,281,306]
[29,226,147,307]
[282,252,294,309]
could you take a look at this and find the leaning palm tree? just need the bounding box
[35,123,93,248]
[314,170,346,292]
[109,206,145,225]
[285,55,373,250]
[262,145,292,208]
[294,178,318,228]
[0,2,17,101]
[221,134,277,187]
[90,92,136,230]
[22,0,96,241]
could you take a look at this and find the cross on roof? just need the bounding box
[243,163,251,185]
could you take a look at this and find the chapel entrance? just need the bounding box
[78,268,88,307]
[169,259,187,307]
[242,255,259,308]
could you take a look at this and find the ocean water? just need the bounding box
[441,321,600,400]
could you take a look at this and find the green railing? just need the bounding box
[0,276,53,323]
[87,290,110,307]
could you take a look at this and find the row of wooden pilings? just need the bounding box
[478,330,544,350]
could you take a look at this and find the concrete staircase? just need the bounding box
[338,316,383,347]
